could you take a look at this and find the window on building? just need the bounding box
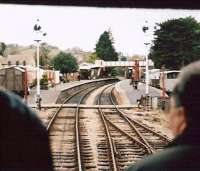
[167,72,179,79]
[23,60,26,66]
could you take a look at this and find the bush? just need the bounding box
[51,52,78,74]
[40,74,48,90]
[110,68,120,77]
[110,68,124,77]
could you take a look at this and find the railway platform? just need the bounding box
[27,80,93,105]
[115,79,164,105]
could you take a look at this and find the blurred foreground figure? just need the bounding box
[126,61,200,171]
[0,91,53,171]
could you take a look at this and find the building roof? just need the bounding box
[0,55,35,67]
[79,62,98,70]
[0,66,25,72]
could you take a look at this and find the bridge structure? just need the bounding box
[79,59,154,79]
[94,60,154,68]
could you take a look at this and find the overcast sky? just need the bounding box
[0,4,200,56]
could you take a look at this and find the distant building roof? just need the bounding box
[79,62,99,70]
[0,66,25,72]
[1,55,35,67]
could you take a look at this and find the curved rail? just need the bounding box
[76,86,99,171]
[47,86,100,171]
[47,86,93,131]
[97,84,118,171]
[97,84,153,170]
[126,115,171,142]
[109,87,170,149]
[109,87,154,153]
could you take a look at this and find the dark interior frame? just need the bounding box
[0,0,199,9]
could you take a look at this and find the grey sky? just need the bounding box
[1,4,200,56]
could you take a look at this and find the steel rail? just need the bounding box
[109,87,154,152]
[46,86,93,131]
[126,115,171,142]
[97,84,153,171]
[47,85,101,171]
[75,86,99,171]
[97,84,119,171]
[109,87,170,148]
[104,116,153,153]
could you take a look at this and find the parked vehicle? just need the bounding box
[149,69,180,93]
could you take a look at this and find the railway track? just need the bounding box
[96,84,170,170]
[109,87,170,151]
[96,84,150,170]
[45,83,170,171]
[47,86,99,171]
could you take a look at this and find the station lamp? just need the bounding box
[142,21,150,97]
[33,19,47,110]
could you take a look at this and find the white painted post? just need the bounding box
[142,20,151,110]
[36,40,41,109]
[145,43,149,96]
[33,19,46,110]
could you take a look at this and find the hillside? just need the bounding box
[2,43,92,65]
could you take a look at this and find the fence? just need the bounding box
[139,96,170,111]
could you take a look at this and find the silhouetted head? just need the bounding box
[169,60,200,139]
[0,91,53,171]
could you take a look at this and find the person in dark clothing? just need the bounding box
[0,90,54,171]
[126,61,200,171]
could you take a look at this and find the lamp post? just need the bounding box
[33,19,47,110]
[142,21,150,97]
[142,21,151,109]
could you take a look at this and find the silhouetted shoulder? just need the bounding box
[0,90,54,171]
[126,145,200,171]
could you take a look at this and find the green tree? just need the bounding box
[150,17,200,69]
[40,43,50,66]
[40,74,48,85]
[120,56,127,61]
[110,68,119,77]
[110,67,124,77]
[118,52,128,61]
[40,74,48,89]
[95,31,118,61]
[86,52,99,63]
[0,42,6,56]
[51,52,78,74]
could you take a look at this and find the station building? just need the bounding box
[0,54,60,90]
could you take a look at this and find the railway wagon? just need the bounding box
[160,70,180,92]
[0,66,28,96]
[149,70,180,93]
